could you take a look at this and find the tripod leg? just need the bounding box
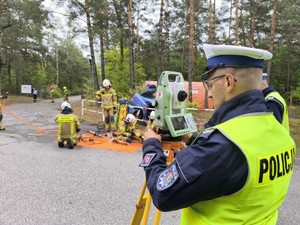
[131,180,150,225]
[141,192,152,225]
[153,210,162,225]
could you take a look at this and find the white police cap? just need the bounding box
[201,44,273,80]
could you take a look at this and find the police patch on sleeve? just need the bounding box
[139,153,156,167]
[157,164,179,191]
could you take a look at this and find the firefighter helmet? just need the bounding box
[149,111,155,120]
[125,114,136,123]
[63,86,67,90]
[102,79,111,87]
[61,101,71,110]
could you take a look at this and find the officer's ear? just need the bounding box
[224,73,236,92]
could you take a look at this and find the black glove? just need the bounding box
[76,128,81,133]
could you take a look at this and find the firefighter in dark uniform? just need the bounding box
[141,44,296,225]
[261,73,289,132]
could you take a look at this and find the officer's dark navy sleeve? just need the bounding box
[142,130,248,212]
[265,99,283,123]
[262,87,284,123]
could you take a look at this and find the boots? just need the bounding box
[58,141,64,148]
[67,140,74,149]
[0,122,5,130]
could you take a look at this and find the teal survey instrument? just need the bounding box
[154,71,197,137]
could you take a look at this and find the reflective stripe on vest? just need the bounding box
[181,113,295,225]
[57,115,75,138]
[99,88,116,108]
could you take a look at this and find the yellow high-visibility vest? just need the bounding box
[181,113,295,225]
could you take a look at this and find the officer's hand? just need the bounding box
[181,134,192,144]
[144,128,161,142]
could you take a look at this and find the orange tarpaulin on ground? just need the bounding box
[78,133,142,153]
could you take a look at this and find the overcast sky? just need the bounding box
[42,0,90,57]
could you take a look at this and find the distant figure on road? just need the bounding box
[50,86,55,103]
[32,88,38,102]
[0,93,8,130]
[63,86,69,102]
[54,101,81,149]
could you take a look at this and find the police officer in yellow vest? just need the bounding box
[96,79,117,132]
[141,44,296,225]
[261,73,289,132]
[54,101,81,149]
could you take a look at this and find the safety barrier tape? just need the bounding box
[81,99,213,126]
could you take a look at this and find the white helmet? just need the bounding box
[61,101,71,110]
[102,79,111,87]
[126,114,136,123]
[149,111,155,120]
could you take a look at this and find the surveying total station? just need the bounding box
[155,71,197,137]
[130,71,197,225]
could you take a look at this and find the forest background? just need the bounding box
[0,0,300,106]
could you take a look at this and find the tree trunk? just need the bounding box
[208,0,216,44]
[228,0,233,44]
[188,0,194,102]
[8,63,12,94]
[112,0,124,66]
[249,0,259,47]
[136,0,140,63]
[100,35,105,82]
[99,1,106,82]
[128,0,135,89]
[212,0,216,44]
[287,61,291,105]
[267,2,277,85]
[234,0,239,45]
[157,0,164,81]
[0,65,2,94]
[208,0,213,44]
[84,0,99,90]
[240,0,246,46]
[56,47,59,85]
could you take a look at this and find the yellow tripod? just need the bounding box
[130,140,184,225]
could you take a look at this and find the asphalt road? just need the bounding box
[0,96,299,225]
